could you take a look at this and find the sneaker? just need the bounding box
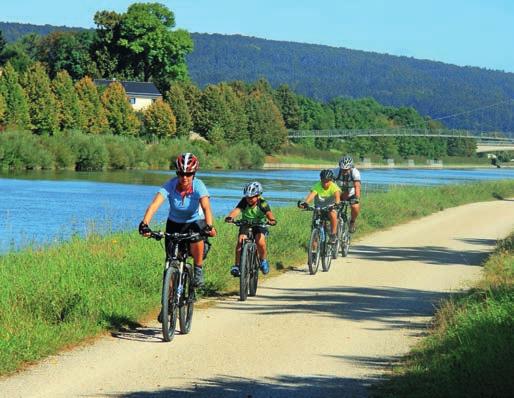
[157,309,163,323]
[330,234,337,244]
[260,259,269,274]
[230,265,240,277]
[193,266,204,288]
[349,221,356,233]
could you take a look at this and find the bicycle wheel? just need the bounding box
[161,263,179,342]
[308,228,321,275]
[249,248,259,297]
[332,219,344,259]
[321,228,332,272]
[179,264,195,335]
[341,222,351,257]
[239,243,251,301]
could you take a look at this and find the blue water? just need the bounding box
[1,168,513,253]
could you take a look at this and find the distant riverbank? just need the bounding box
[262,162,508,170]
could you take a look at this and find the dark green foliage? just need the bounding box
[0,22,85,43]
[36,31,97,79]
[92,3,193,92]
[186,33,514,131]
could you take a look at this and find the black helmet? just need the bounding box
[320,169,334,181]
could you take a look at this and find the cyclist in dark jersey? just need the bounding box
[334,155,361,233]
[224,181,277,277]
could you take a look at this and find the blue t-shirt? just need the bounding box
[158,178,209,223]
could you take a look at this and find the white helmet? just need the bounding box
[339,156,353,169]
[243,181,263,197]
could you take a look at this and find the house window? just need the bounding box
[129,97,136,104]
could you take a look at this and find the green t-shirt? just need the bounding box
[310,181,341,206]
[236,196,271,222]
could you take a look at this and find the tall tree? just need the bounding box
[0,91,6,124]
[180,81,202,133]
[75,76,109,134]
[37,31,97,79]
[93,3,194,91]
[274,84,301,129]
[246,89,287,153]
[101,81,141,136]
[143,98,176,139]
[0,62,30,128]
[22,62,59,133]
[0,30,5,54]
[165,82,192,137]
[52,70,83,130]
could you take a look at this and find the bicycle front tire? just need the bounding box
[161,264,179,342]
[249,248,259,297]
[321,228,332,272]
[308,228,321,275]
[179,264,194,335]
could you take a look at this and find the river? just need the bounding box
[1,167,513,253]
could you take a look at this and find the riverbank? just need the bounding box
[263,162,511,170]
[1,181,514,376]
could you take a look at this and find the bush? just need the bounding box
[68,134,109,171]
[0,130,54,170]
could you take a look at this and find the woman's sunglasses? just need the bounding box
[176,171,195,177]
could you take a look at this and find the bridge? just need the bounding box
[287,128,514,153]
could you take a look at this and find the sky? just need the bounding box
[2,0,513,73]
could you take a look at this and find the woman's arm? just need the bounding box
[142,192,165,225]
[200,196,217,236]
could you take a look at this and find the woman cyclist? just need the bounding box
[334,155,361,233]
[224,181,277,277]
[139,153,217,290]
[298,169,341,243]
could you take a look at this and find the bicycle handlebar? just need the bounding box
[147,229,203,242]
[227,219,275,227]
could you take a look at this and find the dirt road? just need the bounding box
[1,199,513,398]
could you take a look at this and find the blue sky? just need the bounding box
[2,0,513,73]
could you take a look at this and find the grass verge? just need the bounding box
[372,231,514,398]
[1,180,514,376]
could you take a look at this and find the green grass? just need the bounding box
[372,231,514,398]
[1,180,514,375]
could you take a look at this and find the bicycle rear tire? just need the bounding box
[249,249,259,297]
[239,243,251,301]
[161,264,179,342]
[341,222,350,257]
[179,264,195,334]
[308,228,321,275]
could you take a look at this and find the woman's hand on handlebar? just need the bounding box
[138,221,152,237]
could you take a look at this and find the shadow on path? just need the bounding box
[117,374,374,398]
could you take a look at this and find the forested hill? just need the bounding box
[0,21,83,42]
[2,21,514,132]
[187,33,514,132]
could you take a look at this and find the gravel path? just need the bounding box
[1,199,513,398]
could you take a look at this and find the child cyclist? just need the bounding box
[224,182,277,277]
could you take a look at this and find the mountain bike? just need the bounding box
[148,229,205,342]
[302,204,338,274]
[228,219,273,301]
[333,200,351,258]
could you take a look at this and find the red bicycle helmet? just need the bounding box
[175,152,199,173]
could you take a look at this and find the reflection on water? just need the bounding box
[1,167,513,253]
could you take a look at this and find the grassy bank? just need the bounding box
[372,230,514,398]
[1,180,514,376]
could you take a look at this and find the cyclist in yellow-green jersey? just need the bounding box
[297,169,341,243]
